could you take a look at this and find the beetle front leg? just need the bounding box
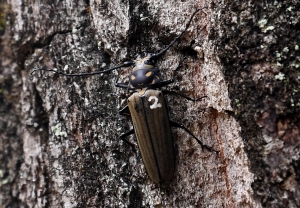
[157,57,186,88]
[170,121,217,153]
[114,70,129,89]
[114,70,136,90]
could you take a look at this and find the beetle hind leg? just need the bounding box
[170,121,217,153]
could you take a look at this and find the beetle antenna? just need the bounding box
[31,61,134,77]
[150,7,208,60]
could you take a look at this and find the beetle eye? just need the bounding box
[146,71,152,77]
[131,75,136,80]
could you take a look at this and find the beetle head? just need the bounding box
[128,53,160,90]
[133,53,155,72]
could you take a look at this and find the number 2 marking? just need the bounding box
[148,96,162,109]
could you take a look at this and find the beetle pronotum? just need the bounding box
[32,7,216,184]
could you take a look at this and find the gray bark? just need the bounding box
[0,0,299,207]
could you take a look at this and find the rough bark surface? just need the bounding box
[213,1,300,207]
[0,0,298,207]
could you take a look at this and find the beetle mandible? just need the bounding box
[31,7,216,184]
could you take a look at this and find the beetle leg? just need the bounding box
[115,83,130,88]
[162,90,207,101]
[114,82,135,90]
[114,70,128,89]
[170,121,217,153]
[154,57,186,88]
[119,129,136,150]
[114,70,136,90]
[119,105,131,117]
[157,78,175,88]
[118,106,136,150]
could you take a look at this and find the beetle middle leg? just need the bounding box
[118,105,137,150]
[170,121,217,153]
[118,128,136,150]
[163,90,207,101]
[119,105,131,117]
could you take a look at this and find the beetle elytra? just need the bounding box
[127,89,174,183]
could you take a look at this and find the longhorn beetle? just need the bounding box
[32,8,215,184]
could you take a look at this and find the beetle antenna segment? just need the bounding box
[150,7,208,60]
[30,61,134,77]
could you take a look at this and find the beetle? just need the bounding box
[31,7,215,184]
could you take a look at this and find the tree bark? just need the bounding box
[0,0,299,207]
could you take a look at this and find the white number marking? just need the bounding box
[148,96,162,109]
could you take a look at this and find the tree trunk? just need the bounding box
[1,0,299,207]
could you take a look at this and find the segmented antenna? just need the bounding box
[31,7,207,77]
[149,7,207,60]
[31,61,133,76]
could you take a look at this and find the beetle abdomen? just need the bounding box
[128,89,175,183]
